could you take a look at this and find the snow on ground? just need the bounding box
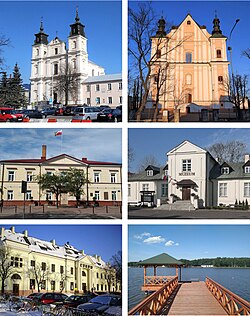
[0,303,42,315]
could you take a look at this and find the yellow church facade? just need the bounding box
[150,14,231,112]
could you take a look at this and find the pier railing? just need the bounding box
[144,275,174,286]
[129,276,178,315]
[206,277,250,315]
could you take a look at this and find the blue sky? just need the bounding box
[0,128,122,163]
[1,225,121,262]
[0,1,122,83]
[129,1,250,76]
[129,225,250,261]
[129,128,250,171]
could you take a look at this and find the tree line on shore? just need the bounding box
[129,257,250,268]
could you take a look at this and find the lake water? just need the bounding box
[128,267,250,310]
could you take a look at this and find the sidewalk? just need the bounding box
[0,205,122,219]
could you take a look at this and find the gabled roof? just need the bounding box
[0,154,121,166]
[138,253,183,266]
[145,165,160,172]
[167,140,207,156]
[210,162,250,180]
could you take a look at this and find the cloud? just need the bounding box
[165,240,179,247]
[134,232,151,240]
[144,236,165,244]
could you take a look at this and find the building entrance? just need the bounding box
[182,187,191,200]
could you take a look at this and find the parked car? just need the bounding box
[0,107,18,122]
[63,294,97,308]
[97,108,122,122]
[99,105,111,110]
[41,107,56,116]
[35,292,68,304]
[55,107,64,116]
[62,106,73,116]
[73,106,101,121]
[27,293,43,300]
[77,294,121,314]
[10,110,24,122]
[23,109,46,119]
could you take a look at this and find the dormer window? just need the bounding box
[164,169,168,176]
[245,166,250,173]
[221,167,229,174]
[147,170,153,176]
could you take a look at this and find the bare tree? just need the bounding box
[129,3,187,121]
[27,259,51,292]
[110,251,122,292]
[207,140,247,163]
[224,74,249,119]
[0,244,16,294]
[54,64,80,105]
[105,266,116,293]
[242,48,250,60]
[0,35,10,69]
[137,155,159,173]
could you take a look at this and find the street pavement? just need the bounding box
[0,205,122,219]
[128,207,250,219]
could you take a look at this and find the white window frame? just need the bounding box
[147,170,153,176]
[111,191,117,201]
[244,183,250,197]
[219,183,227,197]
[94,172,100,183]
[119,82,122,90]
[96,84,100,92]
[108,97,112,104]
[26,190,32,200]
[245,166,250,173]
[164,169,168,176]
[142,183,149,191]
[27,171,33,182]
[46,191,52,201]
[8,170,15,181]
[7,190,13,200]
[182,159,191,172]
[95,191,100,200]
[108,83,112,91]
[110,173,117,183]
[161,184,168,197]
[221,167,229,174]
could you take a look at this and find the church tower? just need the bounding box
[30,20,49,104]
[68,8,89,103]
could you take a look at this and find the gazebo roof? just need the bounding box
[138,253,183,266]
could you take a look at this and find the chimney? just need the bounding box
[245,154,250,163]
[50,239,56,246]
[0,227,4,239]
[81,250,85,255]
[10,226,15,234]
[97,255,101,261]
[41,145,47,161]
[23,230,28,237]
[82,157,88,162]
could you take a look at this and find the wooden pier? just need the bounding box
[129,278,250,315]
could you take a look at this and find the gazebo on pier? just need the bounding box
[137,253,183,292]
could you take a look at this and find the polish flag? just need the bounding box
[55,130,62,136]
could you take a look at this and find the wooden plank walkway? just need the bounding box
[168,282,227,315]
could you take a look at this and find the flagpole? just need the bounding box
[61,132,63,153]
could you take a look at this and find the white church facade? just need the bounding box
[128,141,250,208]
[30,11,121,106]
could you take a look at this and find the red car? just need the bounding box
[0,107,18,122]
[36,292,68,304]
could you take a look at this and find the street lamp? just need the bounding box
[228,19,240,97]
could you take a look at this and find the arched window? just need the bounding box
[187,20,191,25]
[156,49,161,58]
[218,75,223,83]
[185,74,192,85]
[216,49,222,58]
[185,93,192,103]
[186,52,192,63]
[55,48,58,55]
[72,60,76,69]
[36,49,39,56]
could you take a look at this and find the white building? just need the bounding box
[128,141,250,208]
[128,165,168,206]
[30,11,121,106]
[83,74,122,107]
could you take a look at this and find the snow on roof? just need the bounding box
[0,228,107,267]
[83,73,122,83]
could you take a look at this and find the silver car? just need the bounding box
[73,106,101,121]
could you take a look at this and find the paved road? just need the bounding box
[128,207,250,219]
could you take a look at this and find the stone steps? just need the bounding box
[157,201,195,211]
